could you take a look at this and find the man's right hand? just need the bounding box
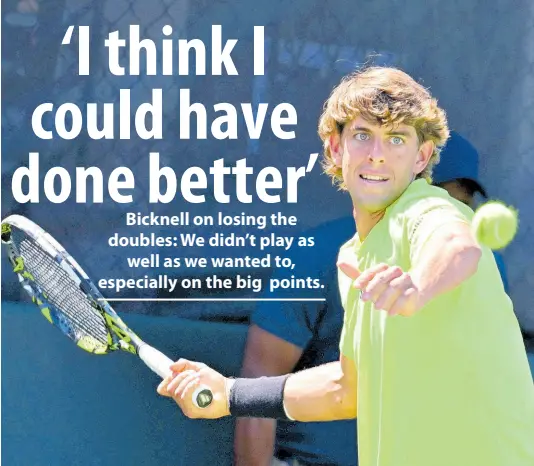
[157,359,232,419]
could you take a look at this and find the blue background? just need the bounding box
[3,0,534,464]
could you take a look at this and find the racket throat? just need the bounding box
[101,310,139,354]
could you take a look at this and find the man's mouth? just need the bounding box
[359,174,389,182]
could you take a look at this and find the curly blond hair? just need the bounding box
[318,67,449,189]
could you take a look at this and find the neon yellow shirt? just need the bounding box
[338,179,534,466]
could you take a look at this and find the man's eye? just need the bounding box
[390,136,404,145]
[355,133,370,141]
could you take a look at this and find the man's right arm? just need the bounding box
[283,354,357,422]
[157,354,358,422]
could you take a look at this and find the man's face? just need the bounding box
[331,116,434,213]
[439,180,475,208]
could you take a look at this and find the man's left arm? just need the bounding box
[410,220,482,307]
[338,207,482,316]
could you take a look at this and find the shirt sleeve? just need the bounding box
[336,248,357,360]
[407,198,471,267]
[338,306,355,360]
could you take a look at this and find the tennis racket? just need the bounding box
[1,214,213,408]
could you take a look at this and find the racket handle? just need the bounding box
[138,343,173,378]
[138,344,213,408]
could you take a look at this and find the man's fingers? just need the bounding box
[174,371,201,399]
[353,263,390,289]
[157,377,172,396]
[373,282,404,311]
[389,287,417,316]
[169,359,205,373]
[169,359,190,373]
[180,377,201,401]
[158,368,182,396]
[337,261,361,280]
[167,370,197,396]
[362,266,403,301]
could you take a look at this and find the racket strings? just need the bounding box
[11,229,109,345]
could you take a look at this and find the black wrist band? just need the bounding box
[229,374,292,420]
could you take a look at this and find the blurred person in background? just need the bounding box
[432,131,509,293]
[433,131,534,379]
[234,216,358,466]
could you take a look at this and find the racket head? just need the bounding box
[1,215,139,355]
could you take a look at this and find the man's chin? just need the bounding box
[353,195,392,213]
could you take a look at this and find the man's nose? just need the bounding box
[368,138,385,163]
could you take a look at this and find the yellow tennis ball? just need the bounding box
[472,201,518,250]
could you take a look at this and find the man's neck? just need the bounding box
[353,207,386,241]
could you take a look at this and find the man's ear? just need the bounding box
[330,132,343,167]
[414,140,434,175]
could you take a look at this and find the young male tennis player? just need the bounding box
[158,67,534,466]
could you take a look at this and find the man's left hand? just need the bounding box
[337,262,426,316]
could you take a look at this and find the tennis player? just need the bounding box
[158,67,534,466]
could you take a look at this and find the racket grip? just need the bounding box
[138,344,213,408]
[138,343,173,378]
